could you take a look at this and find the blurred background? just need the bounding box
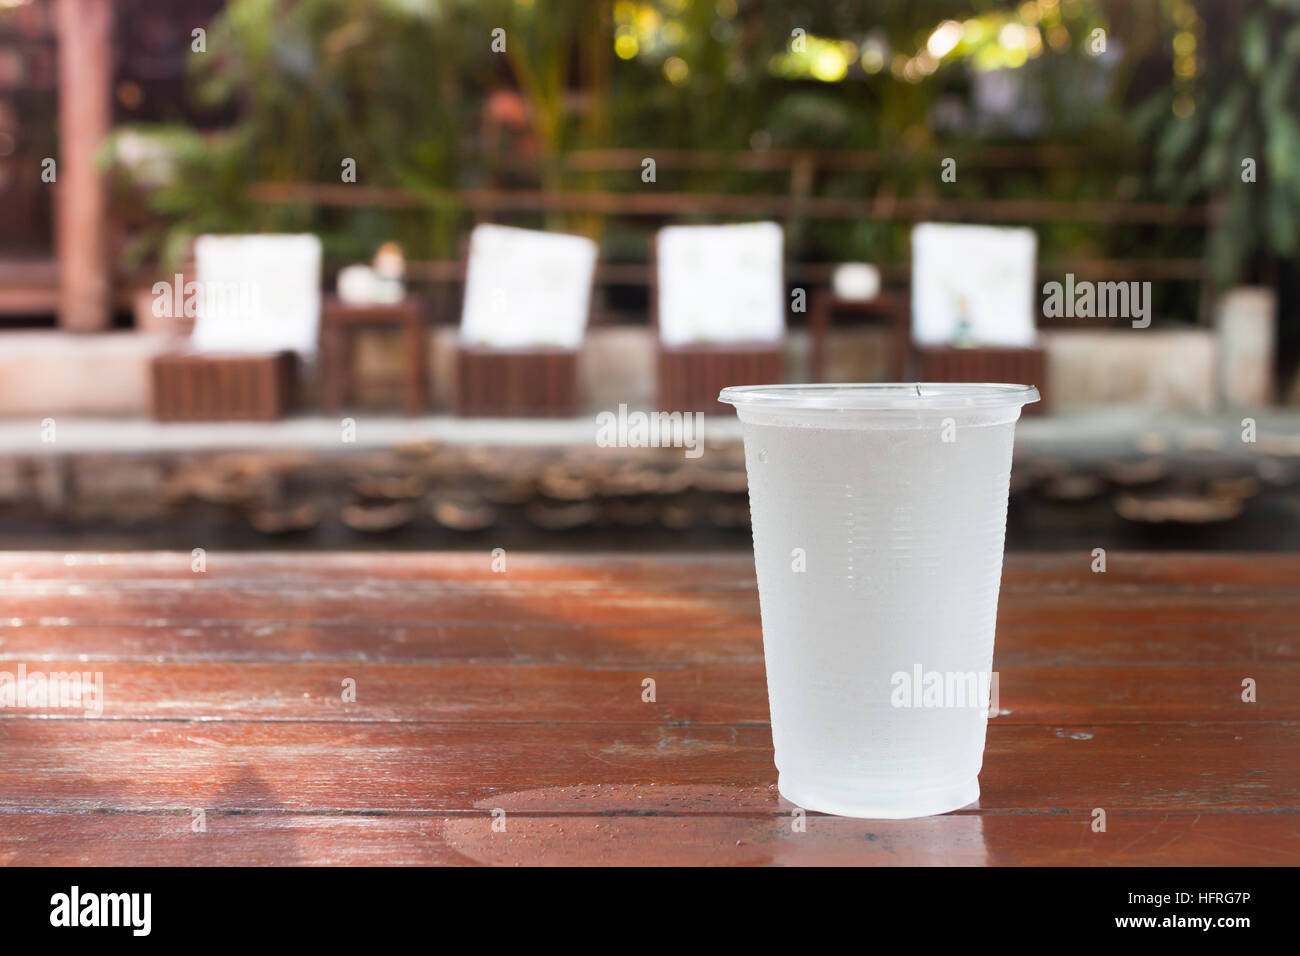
[1,0,1298,551]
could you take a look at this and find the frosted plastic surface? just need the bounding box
[737,408,1022,817]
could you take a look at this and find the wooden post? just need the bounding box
[55,0,114,332]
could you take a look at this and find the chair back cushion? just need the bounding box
[911,223,1038,347]
[460,225,598,349]
[190,234,323,356]
[656,222,785,346]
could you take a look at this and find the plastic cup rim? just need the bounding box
[718,382,1041,412]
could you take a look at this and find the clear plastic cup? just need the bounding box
[719,383,1040,818]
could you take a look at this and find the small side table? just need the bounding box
[319,296,427,416]
[809,290,910,382]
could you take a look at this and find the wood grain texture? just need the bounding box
[0,551,1295,865]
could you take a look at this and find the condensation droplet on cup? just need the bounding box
[758,449,769,464]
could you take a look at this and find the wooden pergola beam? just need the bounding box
[55,0,114,332]
[249,181,1217,225]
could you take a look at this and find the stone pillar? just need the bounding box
[1215,287,1276,408]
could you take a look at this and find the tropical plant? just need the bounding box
[1137,0,1300,284]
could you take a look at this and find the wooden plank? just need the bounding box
[0,722,1294,814]
[0,661,1291,724]
[0,552,761,589]
[2,551,1295,592]
[4,616,1287,665]
[0,586,1296,641]
[0,809,1294,866]
[0,552,1293,865]
[249,182,1214,225]
[0,622,769,664]
[404,257,1209,286]
[557,145,1151,173]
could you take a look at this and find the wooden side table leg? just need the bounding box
[320,325,346,412]
[809,290,830,382]
[404,316,426,416]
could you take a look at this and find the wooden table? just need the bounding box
[319,296,427,416]
[0,551,1295,866]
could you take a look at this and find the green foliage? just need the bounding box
[1139,0,1300,283]
[107,0,485,267]
[100,0,1218,283]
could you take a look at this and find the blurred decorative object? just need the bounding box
[1029,458,1070,483]
[1101,458,1168,487]
[655,222,785,413]
[1256,457,1300,487]
[319,296,427,416]
[455,225,597,417]
[605,499,658,526]
[1115,491,1244,524]
[336,264,379,305]
[657,466,695,496]
[106,128,177,189]
[431,494,497,532]
[1255,434,1300,457]
[371,242,406,304]
[708,501,751,528]
[341,499,417,533]
[596,467,662,496]
[1136,432,1171,454]
[1207,476,1260,501]
[148,235,322,421]
[178,468,266,507]
[480,478,535,505]
[831,263,881,301]
[1215,287,1275,407]
[538,465,594,500]
[248,501,321,535]
[691,467,749,494]
[352,474,424,501]
[911,223,1037,348]
[1040,474,1106,501]
[1177,427,1224,452]
[526,500,598,530]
